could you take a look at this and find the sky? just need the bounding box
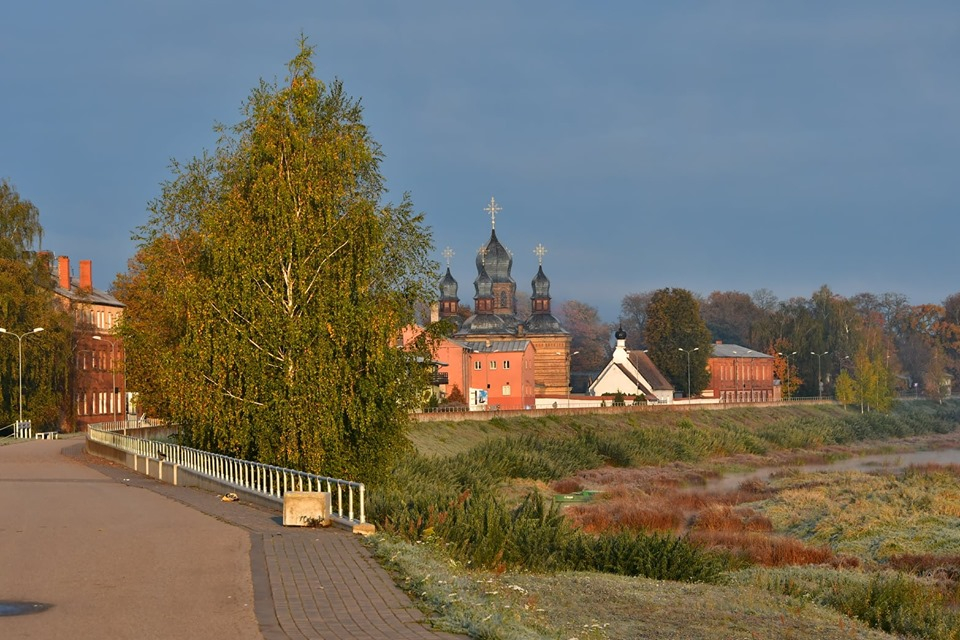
[2,1,958,322]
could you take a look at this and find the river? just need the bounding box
[705,447,960,493]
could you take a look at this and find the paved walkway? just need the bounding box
[1,437,464,639]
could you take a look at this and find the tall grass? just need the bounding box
[370,401,960,584]
[740,566,960,640]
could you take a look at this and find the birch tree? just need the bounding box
[119,40,437,481]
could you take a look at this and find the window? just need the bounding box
[474,361,482,370]
[502,383,511,396]
[489,360,497,370]
[503,360,511,369]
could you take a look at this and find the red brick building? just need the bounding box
[400,326,537,411]
[52,256,126,429]
[705,342,780,403]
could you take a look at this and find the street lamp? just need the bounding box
[778,351,797,399]
[559,350,580,408]
[0,327,45,424]
[92,335,121,425]
[811,351,829,400]
[678,347,699,401]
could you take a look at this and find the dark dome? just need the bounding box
[440,267,458,300]
[476,230,515,284]
[474,265,493,298]
[531,265,550,299]
[524,313,568,334]
[615,325,627,341]
[456,313,519,336]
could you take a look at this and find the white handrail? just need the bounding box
[87,422,367,524]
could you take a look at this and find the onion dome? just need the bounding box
[474,264,493,299]
[531,265,550,299]
[477,230,515,285]
[615,325,627,341]
[440,267,458,301]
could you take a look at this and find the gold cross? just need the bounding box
[484,196,502,229]
[442,247,455,266]
[533,243,547,265]
[477,245,488,265]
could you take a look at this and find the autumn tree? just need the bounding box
[644,288,712,396]
[0,180,72,429]
[834,370,856,409]
[767,337,802,399]
[557,300,613,372]
[117,41,437,482]
[700,290,766,347]
[620,291,655,350]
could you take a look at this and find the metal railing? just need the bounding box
[87,422,366,524]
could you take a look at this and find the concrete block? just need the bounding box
[283,491,332,527]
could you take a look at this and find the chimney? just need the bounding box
[79,260,92,290]
[58,256,71,290]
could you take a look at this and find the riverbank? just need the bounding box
[370,400,960,639]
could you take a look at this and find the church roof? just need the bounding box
[439,267,458,300]
[531,265,550,299]
[477,229,515,285]
[628,351,674,390]
[523,313,568,334]
[473,264,493,298]
[456,313,519,335]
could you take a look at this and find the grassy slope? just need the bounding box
[408,404,848,458]
[379,402,960,640]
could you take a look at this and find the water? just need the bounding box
[0,601,52,616]
[705,448,960,493]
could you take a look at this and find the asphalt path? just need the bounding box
[0,437,261,640]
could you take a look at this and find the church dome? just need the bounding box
[476,230,515,284]
[440,267,458,300]
[531,265,550,299]
[615,325,627,341]
[457,313,518,335]
[474,264,493,298]
[524,313,567,334]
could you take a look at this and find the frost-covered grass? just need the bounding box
[370,401,960,639]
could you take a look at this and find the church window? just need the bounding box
[500,291,507,307]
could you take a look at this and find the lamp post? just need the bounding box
[0,327,45,424]
[811,351,829,400]
[92,335,120,425]
[778,351,797,399]
[678,347,699,402]
[560,350,580,408]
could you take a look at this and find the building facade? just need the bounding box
[588,327,674,403]
[705,342,780,403]
[52,256,126,429]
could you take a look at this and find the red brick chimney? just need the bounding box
[79,260,92,290]
[58,256,71,290]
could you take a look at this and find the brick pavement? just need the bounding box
[69,441,465,640]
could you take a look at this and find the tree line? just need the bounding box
[559,285,958,410]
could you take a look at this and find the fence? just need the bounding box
[1,420,33,439]
[86,422,367,527]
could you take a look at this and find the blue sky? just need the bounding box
[2,2,958,321]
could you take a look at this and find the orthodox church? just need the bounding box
[437,198,572,397]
